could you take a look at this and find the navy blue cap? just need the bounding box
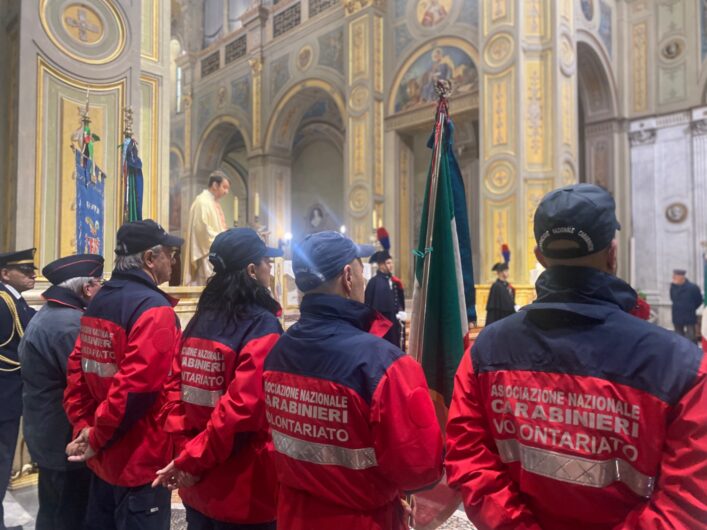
[534,184,620,259]
[209,227,282,273]
[115,220,184,255]
[293,231,375,292]
[0,248,36,269]
[42,254,104,285]
[369,250,392,264]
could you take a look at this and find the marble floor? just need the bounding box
[4,486,474,529]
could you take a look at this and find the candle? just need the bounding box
[233,197,239,223]
[254,192,260,217]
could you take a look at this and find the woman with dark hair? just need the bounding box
[155,227,283,530]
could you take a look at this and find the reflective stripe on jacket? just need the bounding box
[161,305,282,524]
[63,269,180,487]
[263,293,443,530]
[446,266,707,530]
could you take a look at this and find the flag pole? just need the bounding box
[410,80,452,364]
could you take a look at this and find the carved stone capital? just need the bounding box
[691,119,707,136]
[343,0,384,16]
[628,128,656,146]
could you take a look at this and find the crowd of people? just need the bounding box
[0,183,705,530]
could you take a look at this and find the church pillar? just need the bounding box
[343,0,385,244]
[247,154,291,247]
[691,107,707,297]
[479,0,579,284]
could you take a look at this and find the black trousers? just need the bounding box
[674,323,698,342]
[36,466,92,530]
[185,505,276,530]
[84,474,171,530]
[0,418,20,529]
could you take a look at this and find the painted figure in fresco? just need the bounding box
[421,48,453,102]
[418,0,448,27]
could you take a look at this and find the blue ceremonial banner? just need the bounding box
[75,148,106,255]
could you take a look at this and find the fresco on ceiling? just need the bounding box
[394,46,477,113]
[416,0,452,27]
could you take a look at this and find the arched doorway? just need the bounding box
[265,82,346,243]
[193,118,251,230]
[576,40,617,190]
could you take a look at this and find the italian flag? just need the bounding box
[409,96,476,529]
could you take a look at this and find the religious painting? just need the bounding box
[581,0,594,21]
[231,75,251,115]
[271,55,290,98]
[394,46,477,113]
[318,28,343,73]
[416,0,452,28]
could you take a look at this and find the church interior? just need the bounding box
[1,0,707,526]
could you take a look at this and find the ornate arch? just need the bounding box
[169,145,184,168]
[264,78,346,152]
[193,114,251,178]
[388,36,479,116]
[576,31,619,121]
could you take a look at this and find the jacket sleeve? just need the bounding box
[88,306,180,451]
[445,348,542,530]
[63,330,98,436]
[370,354,443,492]
[174,332,280,476]
[364,278,375,307]
[614,354,707,530]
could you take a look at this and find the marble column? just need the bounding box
[479,0,579,283]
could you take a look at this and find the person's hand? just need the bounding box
[66,427,96,462]
[152,460,199,490]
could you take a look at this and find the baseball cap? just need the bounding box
[209,227,283,273]
[43,254,104,284]
[534,184,620,259]
[115,220,184,256]
[293,231,375,292]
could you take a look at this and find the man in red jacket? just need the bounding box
[446,184,707,529]
[263,231,443,530]
[64,220,183,530]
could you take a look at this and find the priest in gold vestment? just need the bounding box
[182,171,230,285]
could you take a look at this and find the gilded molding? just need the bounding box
[139,74,160,218]
[524,179,553,276]
[483,196,515,282]
[342,0,384,16]
[349,116,368,181]
[140,0,160,62]
[524,55,552,170]
[250,57,263,148]
[632,23,648,113]
[374,101,384,195]
[349,18,369,84]
[374,15,383,94]
[483,69,514,158]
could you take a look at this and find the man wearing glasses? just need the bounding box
[0,248,38,530]
[19,254,104,530]
[64,220,183,530]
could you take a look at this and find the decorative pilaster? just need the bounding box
[479,0,578,283]
[343,0,384,244]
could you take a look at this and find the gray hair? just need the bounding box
[114,245,162,272]
[57,276,95,297]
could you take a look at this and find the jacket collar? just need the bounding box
[110,269,179,307]
[524,266,637,319]
[42,285,86,311]
[300,293,380,332]
[0,282,21,300]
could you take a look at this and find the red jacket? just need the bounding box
[160,305,282,524]
[263,294,443,530]
[63,269,180,487]
[446,267,707,529]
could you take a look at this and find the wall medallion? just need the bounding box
[665,202,688,224]
[41,0,126,64]
[484,33,513,70]
[297,45,314,71]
